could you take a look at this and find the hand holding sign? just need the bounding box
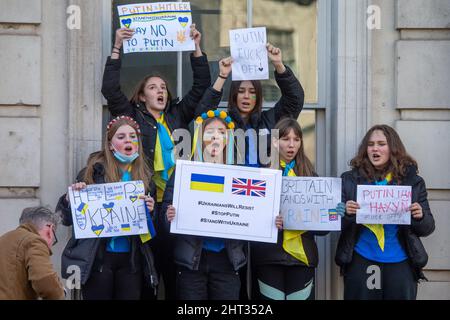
[166,205,176,222]
[114,28,135,49]
[345,200,360,215]
[410,202,423,220]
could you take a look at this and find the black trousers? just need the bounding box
[148,202,177,300]
[82,251,143,300]
[176,250,241,300]
[344,252,417,300]
[254,264,315,300]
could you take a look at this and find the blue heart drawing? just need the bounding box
[121,18,132,28]
[91,224,105,236]
[103,202,114,213]
[178,16,189,27]
[129,195,138,203]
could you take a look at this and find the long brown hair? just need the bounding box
[83,117,152,192]
[227,80,263,119]
[273,117,315,177]
[130,73,172,109]
[350,124,417,183]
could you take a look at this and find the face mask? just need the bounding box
[111,144,139,163]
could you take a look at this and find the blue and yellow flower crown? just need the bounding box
[193,109,235,164]
[195,109,235,129]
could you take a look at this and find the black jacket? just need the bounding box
[56,162,158,288]
[161,172,247,271]
[335,165,435,280]
[251,172,328,268]
[228,66,304,165]
[101,54,211,170]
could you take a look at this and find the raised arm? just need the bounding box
[172,24,212,124]
[193,57,233,116]
[263,43,305,123]
[101,28,136,117]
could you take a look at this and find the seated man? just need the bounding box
[0,206,64,300]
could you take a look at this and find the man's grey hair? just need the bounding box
[19,207,60,230]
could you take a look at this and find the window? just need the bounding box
[109,0,319,164]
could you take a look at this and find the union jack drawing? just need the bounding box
[232,178,266,197]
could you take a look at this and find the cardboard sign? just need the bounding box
[68,181,149,239]
[356,185,412,225]
[170,160,282,243]
[280,177,342,231]
[230,27,269,80]
[117,2,195,53]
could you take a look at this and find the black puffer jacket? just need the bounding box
[161,172,247,271]
[56,162,158,288]
[101,54,211,170]
[335,165,435,280]
[228,66,304,165]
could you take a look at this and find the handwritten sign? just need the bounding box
[117,2,195,53]
[230,27,269,81]
[171,160,281,243]
[68,181,149,239]
[280,177,342,231]
[356,185,412,225]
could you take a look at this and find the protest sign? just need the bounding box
[280,177,342,231]
[356,185,412,225]
[68,181,150,239]
[117,2,195,53]
[230,27,269,80]
[170,160,282,243]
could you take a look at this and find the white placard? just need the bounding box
[356,185,412,225]
[117,2,195,53]
[68,181,149,239]
[230,27,269,80]
[170,160,282,243]
[280,177,342,231]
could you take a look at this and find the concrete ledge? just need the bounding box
[396,120,450,189]
[397,40,450,109]
[0,117,40,187]
[0,35,41,105]
[0,0,42,24]
[397,0,450,29]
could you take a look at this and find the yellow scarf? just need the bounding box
[153,114,174,202]
[280,160,309,266]
[363,173,393,251]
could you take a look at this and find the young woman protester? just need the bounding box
[227,43,304,167]
[209,43,305,299]
[101,24,211,299]
[56,116,158,300]
[160,59,246,300]
[162,110,246,300]
[335,124,435,300]
[251,118,328,300]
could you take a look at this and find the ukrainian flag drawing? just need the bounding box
[77,202,88,215]
[121,223,131,232]
[190,173,225,193]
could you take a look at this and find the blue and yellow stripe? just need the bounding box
[190,173,225,193]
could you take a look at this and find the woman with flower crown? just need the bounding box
[160,59,246,300]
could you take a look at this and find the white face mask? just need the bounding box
[111,144,139,163]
